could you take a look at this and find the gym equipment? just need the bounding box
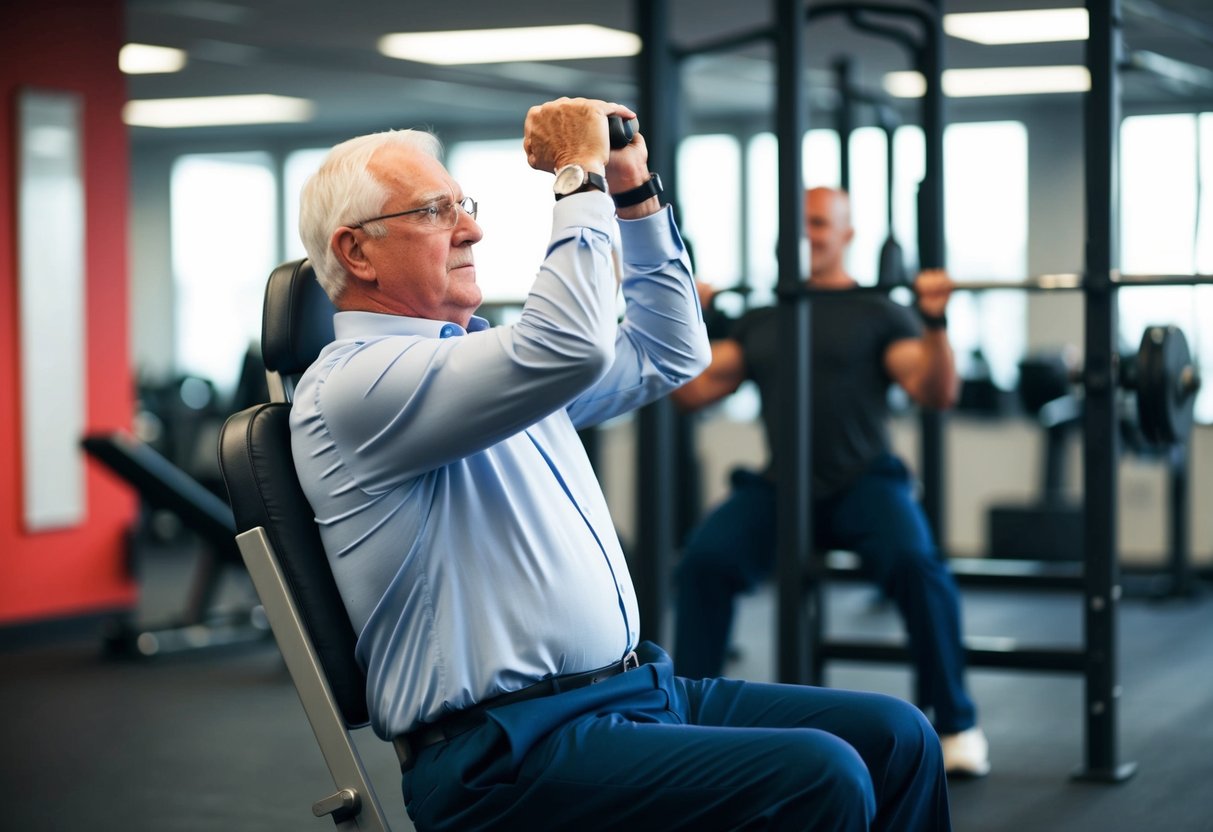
[1136,325,1199,446]
[1012,324,1201,447]
[877,237,910,289]
[992,344,1196,595]
[607,115,636,148]
[81,431,269,656]
[220,258,399,831]
[829,55,911,290]
[637,0,1213,782]
[875,102,909,288]
[987,351,1085,563]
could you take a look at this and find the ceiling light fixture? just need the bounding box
[122,94,315,128]
[378,24,642,65]
[884,65,1091,98]
[119,43,188,74]
[943,8,1089,45]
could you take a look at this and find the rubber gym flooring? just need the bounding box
[2,536,1211,832]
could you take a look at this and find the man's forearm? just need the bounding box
[918,328,960,409]
[565,209,711,427]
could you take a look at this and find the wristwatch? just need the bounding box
[553,164,607,201]
[612,173,663,208]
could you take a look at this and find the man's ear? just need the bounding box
[331,227,377,285]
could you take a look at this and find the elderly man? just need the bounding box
[292,100,951,830]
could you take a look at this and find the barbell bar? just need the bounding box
[739,277,1206,445]
[762,272,1213,297]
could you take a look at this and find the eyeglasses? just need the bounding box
[351,195,478,230]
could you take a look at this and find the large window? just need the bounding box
[745,129,842,307]
[447,139,555,303]
[943,121,1028,389]
[1201,113,1213,275]
[1120,112,1213,422]
[728,121,1028,388]
[165,121,1029,401]
[157,111,1213,438]
[283,147,328,261]
[676,134,744,288]
[170,152,276,395]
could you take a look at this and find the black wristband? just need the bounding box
[612,173,663,208]
[919,310,948,330]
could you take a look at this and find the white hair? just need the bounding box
[298,129,443,300]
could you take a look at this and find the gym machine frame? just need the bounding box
[633,0,1210,782]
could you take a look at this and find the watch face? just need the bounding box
[554,164,586,195]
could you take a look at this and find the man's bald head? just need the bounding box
[804,187,854,283]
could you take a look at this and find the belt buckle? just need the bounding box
[622,650,639,672]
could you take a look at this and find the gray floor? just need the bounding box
[725,583,1213,832]
[3,540,1212,831]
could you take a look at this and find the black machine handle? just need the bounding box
[608,116,637,149]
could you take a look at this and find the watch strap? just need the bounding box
[919,309,948,330]
[612,173,663,208]
[554,169,608,201]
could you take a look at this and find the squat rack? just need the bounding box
[626,0,1213,782]
[628,0,949,658]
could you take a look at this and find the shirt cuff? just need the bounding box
[549,189,616,243]
[617,204,683,267]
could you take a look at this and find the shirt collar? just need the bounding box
[334,310,490,340]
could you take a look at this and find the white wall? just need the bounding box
[599,414,1213,568]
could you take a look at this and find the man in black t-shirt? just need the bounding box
[671,187,989,778]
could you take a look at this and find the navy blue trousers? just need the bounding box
[403,642,950,831]
[673,454,976,734]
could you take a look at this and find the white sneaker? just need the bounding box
[940,726,990,778]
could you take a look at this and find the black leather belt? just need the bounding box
[393,650,640,771]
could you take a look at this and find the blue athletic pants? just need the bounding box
[673,453,976,734]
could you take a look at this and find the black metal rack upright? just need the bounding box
[1079,0,1136,782]
[631,0,680,648]
[771,0,813,685]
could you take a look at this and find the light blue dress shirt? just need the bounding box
[290,193,710,739]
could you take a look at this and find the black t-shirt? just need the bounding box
[730,293,921,497]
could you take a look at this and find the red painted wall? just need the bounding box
[0,0,138,624]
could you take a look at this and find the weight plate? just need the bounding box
[1136,325,1195,446]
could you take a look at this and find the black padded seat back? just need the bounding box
[262,258,336,385]
[82,431,238,557]
[219,402,370,727]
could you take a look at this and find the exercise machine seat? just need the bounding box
[220,258,395,830]
[261,258,335,399]
[220,403,369,727]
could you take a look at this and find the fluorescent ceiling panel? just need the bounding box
[884,66,1091,98]
[123,94,314,128]
[120,43,188,74]
[379,24,641,65]
[943,8,1088,45]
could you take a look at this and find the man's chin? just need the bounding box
[459,292,483,320]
